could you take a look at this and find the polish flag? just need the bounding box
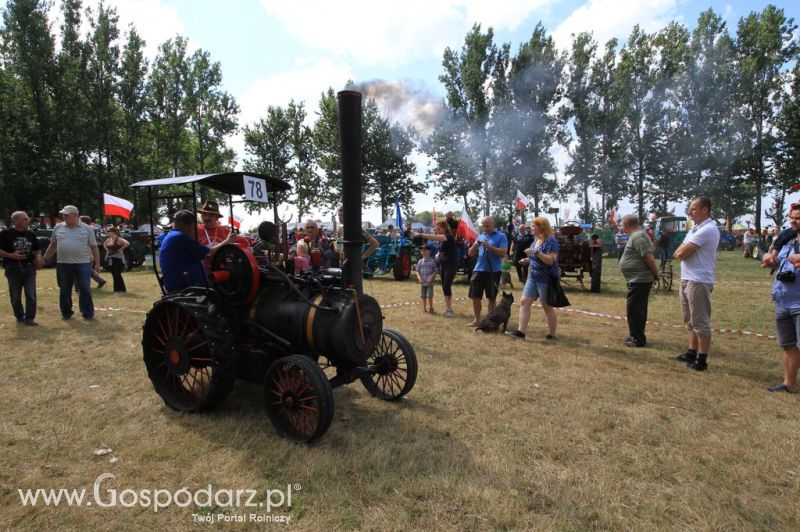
[103,193,133,219]
[228,215,243,230]
[515,189,529,210]
[456,206,478,243]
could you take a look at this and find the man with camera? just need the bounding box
[767,203,800,393]
[466,216,508,327]
[0,211,44,325]
[672,197,720,371]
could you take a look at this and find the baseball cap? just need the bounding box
[59,205,79,216]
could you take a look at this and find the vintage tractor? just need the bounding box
[363,234,415,280]
[32,224,149,270]
[556,224,602,293]
[132,91,417,442]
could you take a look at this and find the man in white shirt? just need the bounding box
[42,205,101,320]
[742,228,756,258]
[672,196,720,371]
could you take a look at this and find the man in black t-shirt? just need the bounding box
[510,224,534,283]
[0,211,43,325]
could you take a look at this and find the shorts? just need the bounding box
[420,284,434,299]
[679,280,713,336]
[468,271,501,300]
[775,306,800,347]
[522,276,549,302]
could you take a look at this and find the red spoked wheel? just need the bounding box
[142,292,235,412]
[360,329,418,401]
[265,355,334,443]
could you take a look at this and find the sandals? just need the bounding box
[767,383,799,393]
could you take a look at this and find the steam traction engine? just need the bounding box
[133,91,417,442]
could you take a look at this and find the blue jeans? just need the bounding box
[4,263,37,321]
[57,263,94,318]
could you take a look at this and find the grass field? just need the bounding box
[1,252,798,530]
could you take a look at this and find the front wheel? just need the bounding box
[265,355,334,443]
[360,329,418,401]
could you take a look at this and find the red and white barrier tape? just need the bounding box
[380,296,776,340]
[2,287,775,340]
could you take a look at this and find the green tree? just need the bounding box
[86,2,121,206]
[2,0,60,218]
[286,100,318,220]
[618,25,659,220]
[423,111,479,211]
[117,27,149,223]
[361,99,422,221]
[242,103,293,211]
[492,24,563,217]
[734,5,798,232]
[311,87,343,210]
[562,32,597,223]
[770,64,800,228]
[185,48,238,174]
[645,22,693,214]
[147,36,191,180]
[590,38,627,221]
[438,23,497,213]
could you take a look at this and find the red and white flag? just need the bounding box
[227,215,243,230]
[103,193,133,219]
[456,206,478,243]
[609,209,617,228]
[515,189,529,210]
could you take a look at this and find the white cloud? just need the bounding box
[237,57,355,128]
[49,0,186,59]
[228,58,355,170]
[259,0,555,66]
[552,0,678,50]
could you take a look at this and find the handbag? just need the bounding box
[546,274,570,307]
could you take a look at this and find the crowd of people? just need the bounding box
[4,195,800,392]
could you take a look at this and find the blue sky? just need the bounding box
[53,0,799,226]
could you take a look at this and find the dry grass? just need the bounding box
[1,252,798,530]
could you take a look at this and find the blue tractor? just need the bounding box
[363,234,416,280]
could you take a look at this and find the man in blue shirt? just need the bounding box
[466,216,508,327]
[159,210,233,293]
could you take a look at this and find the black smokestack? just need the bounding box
[337,90,363,294]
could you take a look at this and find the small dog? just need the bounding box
[475,292,514,333]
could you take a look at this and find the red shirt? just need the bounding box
[198,224,248,248]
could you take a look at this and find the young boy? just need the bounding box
[500,255,514,289]
[416,245,437,313]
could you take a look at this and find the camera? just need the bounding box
[777,271,796,283]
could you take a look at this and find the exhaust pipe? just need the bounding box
[337,90,363,294]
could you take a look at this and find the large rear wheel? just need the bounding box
[142,290,236,412]
[393,250,412,280]
[265,355,334,443]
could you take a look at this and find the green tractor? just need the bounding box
[653,216,688,256]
